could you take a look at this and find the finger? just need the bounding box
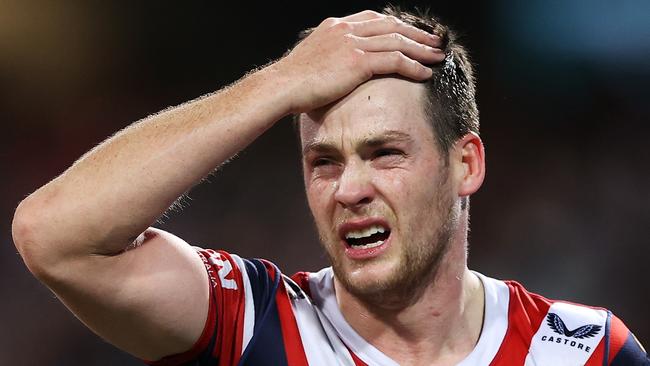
[357,33,445,64]
[365,51,433,81]
[351,17,441,48]
[339,10,383,22]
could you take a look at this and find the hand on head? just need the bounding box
[277,10,446,114]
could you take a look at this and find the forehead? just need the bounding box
[299,77,432,149]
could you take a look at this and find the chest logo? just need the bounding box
[546,313,602,339]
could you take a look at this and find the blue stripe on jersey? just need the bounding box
[610,333,650,366]
[603,311,612,366]
[193,319,218,366]
[243,259,276,325]
[237,259,288,366]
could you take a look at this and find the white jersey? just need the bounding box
[144,249,648,366]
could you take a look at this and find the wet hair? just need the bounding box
[384,5,479,156]
[293,5,479,157]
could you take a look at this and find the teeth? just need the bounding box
[353,240,385,249]
[345,225,386,239]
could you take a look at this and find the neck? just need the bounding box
[334,233,485,365]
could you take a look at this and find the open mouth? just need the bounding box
[344,224,391,249]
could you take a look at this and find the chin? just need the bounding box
[333,257,406,301]
[331,241,448,309]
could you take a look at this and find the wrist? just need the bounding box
[248,61,294,117]
[262,57,305,115]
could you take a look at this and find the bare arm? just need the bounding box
[12,10,444,361]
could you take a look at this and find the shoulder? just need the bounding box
[498,278,648,365]
[195,248,281,290]
[502,279,608,332]
[607,314,649,365]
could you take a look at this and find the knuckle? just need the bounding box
[412,60,422,73]
[321,17,338,27]
[332,21,353,33]
[389,32,405,43]
[361,10,381,18]
[384,15,401,26]
[342,33,354,43]
[339,33,360,51]
[347,49,365,67]
[342,33,360,48]
[390,51,405,65]
[409,60,421,74]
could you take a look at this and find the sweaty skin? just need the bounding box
[301,78,486,365]
[12,10,447,362]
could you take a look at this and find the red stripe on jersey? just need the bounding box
[349,349,369,366]
[489,281,551,365]
[607,314,631,363]
[341,343,369,366]
[209,250,247,366]
[586,338,606,365]
[291,271,312,298]
[275,277,309,366]
[585,314,630,365]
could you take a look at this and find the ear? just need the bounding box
[452,132,485,196]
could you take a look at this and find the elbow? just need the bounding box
[12,196,59,281]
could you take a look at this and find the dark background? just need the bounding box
[1,1,648,365]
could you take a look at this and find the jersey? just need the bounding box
[145,249,649,366]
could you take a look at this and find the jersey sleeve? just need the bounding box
[607,314,649,365]
[144,248,282,366]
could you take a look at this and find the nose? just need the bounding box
[334,160,374,210]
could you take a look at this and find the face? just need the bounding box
[300,77,461,306]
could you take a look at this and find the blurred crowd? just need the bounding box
[1,1,648,365]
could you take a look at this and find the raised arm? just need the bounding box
[11,10,444,361]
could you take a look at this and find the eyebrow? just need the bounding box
[302,130,414,156]
[361,130,414,147]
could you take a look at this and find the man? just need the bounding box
[11,6,648,366]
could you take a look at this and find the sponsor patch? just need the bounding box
[524,302,607,365]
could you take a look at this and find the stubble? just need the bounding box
[322,165,458,310]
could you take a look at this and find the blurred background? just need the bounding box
[1,0,648,364]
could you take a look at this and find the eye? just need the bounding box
[313,158,330,166]
[373,148,402,158]
[309,156,342,178]
[311,157,337,167]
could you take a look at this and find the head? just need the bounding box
[297,6,484,307]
